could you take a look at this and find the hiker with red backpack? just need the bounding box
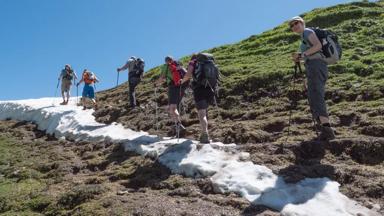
[155,56,188,136]
[290,16,340,141]
[181,53,220,144]
[77,69,99,110]
[117,56,145,109]
[58,64,77,105]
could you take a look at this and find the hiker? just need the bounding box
[289,16,335,140]
[77,69,99,110]
[58,64,77,105]
[181,53,220,144]
[155,56,187,135]
[117,56,145,109]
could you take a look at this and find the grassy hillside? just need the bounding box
[94,2,384,210]
[97,0,384,145]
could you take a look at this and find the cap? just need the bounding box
[289,16,304,25]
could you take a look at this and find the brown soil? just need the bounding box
[92,82,384,214]
[0,120,279,216]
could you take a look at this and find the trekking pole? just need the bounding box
[76,83,79,106]
[176,84,183,143]
[154,86,159,132]
[282,63,299,150]
[116,71,120,87]
[53,79,60,105]
[296,62,319,138]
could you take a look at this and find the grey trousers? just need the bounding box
[305,59,329,119]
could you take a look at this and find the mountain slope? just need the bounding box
[94,1,384,212]
[97,0,384,144]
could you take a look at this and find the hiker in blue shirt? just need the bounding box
[290,16,335,141]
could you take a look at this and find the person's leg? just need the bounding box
[193,87,210,143]
[82,85,88,109]
[168,104,179,123]
[65,90,70,104]
[306,59,334,140]
[197,108,208,135]
[89,86,97,109]
[306,60,329,121]
[129,78,139,108]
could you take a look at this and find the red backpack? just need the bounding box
[169,61,186,86]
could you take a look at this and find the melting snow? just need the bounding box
[0,98,380,216]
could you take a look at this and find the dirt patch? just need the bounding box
[0,120,276,215]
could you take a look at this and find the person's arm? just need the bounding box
[181,64,193,84]
[58,71,63,80]
[155,64,167,86]
[302,32,322,57]
[77,75,84,86]
[73,71,78,80]
[95,75,100,83]
[117,61,130,72]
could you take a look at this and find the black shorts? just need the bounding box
[168,85,185,105]
[193,87,215,110]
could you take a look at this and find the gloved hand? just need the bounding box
[76,83,80,87]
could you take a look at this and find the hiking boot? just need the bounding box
[318,125,335,141]
[82,106,87,110]
[60,101,66,105]
[199,132,210,144]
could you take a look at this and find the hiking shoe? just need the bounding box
[82,106,87,110]
[199,133,210,144]
[318,125,335,141]
[60,101,66,105]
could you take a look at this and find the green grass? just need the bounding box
[140,1,384,101]
[0,137,47,215]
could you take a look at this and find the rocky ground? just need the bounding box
[91,79,384,215]
[0,120,280,216]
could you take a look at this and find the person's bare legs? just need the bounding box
[61,91,66,104]
[198,109,208,135]
[65,91,70,104]
[169,104,180,124]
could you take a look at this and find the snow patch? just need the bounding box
[0,98,379,216]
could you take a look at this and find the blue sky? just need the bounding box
[0,0,355,100]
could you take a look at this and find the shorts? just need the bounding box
[193,86,215,110]
[168,85,185,105]
[61,79,72,93]
[82,84,95,99]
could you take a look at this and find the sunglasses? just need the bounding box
[290,21,300,28]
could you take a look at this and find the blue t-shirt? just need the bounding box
[300,28,315,53]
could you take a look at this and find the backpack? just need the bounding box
[304,27,342,65]
[127,58,137,72]
[63,69,74,80]
[134,58,145,76]
[193,53,220,89]
[84,71,96,84]
[169,61,186,86]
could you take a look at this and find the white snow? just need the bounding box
[0,98,380,216]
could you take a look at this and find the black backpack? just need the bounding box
[304,27,342,65]
[193,53,220,89]
[134,58,145,76]
[63,69,74,80]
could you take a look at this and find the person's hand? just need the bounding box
[291,52,301,63]
[76,83,80,87]
[117,68,121,72]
